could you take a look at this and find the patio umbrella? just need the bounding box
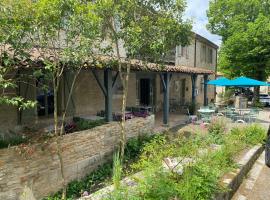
[223,76,270,87]
[207,77,231,86]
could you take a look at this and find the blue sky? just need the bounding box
[184,0,222,46]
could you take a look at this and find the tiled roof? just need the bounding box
[1,46,214,75]
[84,56,215,75]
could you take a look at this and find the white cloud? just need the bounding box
[184,0,222,46]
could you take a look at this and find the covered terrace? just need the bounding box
[86,56,215,126]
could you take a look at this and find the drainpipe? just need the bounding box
[194,37,197,68]
[214,49,218,101]
[203,75,208,106]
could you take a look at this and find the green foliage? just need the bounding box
[96,0,192,62]
[73,118,106,131]
[124,134,155,162]
[112,152,122,190]
[44,134,155,199]
[207,0,270,80]
[0,133,28,149]
[207,117,226,144]
[107,124,266,200]
[188,102,197,115]
[179,162,220,200]
[229,124,266,146]
[44,163,113,200]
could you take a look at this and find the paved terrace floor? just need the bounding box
[154,111,188,132]
[154,108,270,132]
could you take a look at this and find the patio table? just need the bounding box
[198,109,215,122]
[236,108,251,116]
[198,109,215,114]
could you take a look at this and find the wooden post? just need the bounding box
[204,75,208,106]
[191,74,197,104]
[104,68,113,122]
[160,73,171,126]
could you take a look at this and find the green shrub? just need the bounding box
[44,162,113,199]
[0,133,28,149]
[207,117,227,144]
[124,134,155,162]
[179,162,220,200]
[73,118,106,131]
[112,152,122,190]
[229,124,266,146]
[44,134,155,199]
[108,124,266,200]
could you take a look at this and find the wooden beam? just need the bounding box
[204,75,208,106]
[163,73,170,126]
[159,73,166,90]
[91,69,107,96]
[112,71,119,88]
[104,69,113,122]
[191,74,198,104]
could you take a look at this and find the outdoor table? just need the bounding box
[198,109,215,122]
[236,108,251,116]
[198,109,215,114]
[138,106,153,113]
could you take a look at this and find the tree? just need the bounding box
[30,0,103,198]
[0,0,36,111]
[1,0,103,199]
[95,0,192,186]
[207,0,270,99]
[207,0,270,80]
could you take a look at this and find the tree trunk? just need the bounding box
[119,65,130,160]
[253,86,260,104]
[53,71,67,200]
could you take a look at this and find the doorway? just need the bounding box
[140,78,151,106]
[180,79,186,104]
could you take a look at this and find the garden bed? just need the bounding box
[78,118,267,200]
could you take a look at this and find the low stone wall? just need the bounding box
[215,145,264,200]
[0,115,155,200]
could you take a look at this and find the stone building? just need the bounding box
[0,33,218,131]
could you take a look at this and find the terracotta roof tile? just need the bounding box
[1,47,214,75]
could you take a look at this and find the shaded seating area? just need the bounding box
[203,76,269,124]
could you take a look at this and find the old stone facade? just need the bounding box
[0,33,218,131]
[0,115,154,200]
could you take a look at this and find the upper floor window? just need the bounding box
[201,44,214,64]
[207,48,213,64]
[177,45,189,59]
[200,44,207,63]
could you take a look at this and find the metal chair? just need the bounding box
[200,113,211,123]
[186,108,198,123]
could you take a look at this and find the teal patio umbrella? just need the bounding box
[223,76,270,87]
[207,77,231,86]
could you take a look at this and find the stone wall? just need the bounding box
[0,115,155,200]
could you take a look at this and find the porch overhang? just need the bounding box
[83,56,215,75]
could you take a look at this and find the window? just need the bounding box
[186,47,189,59]
[177,45,189,58]
[200,44,206,62]
[208,48,213,64]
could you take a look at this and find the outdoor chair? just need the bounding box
[186,108,198,123]
[245,109,259,123]
[216,112,224,117]
[200,113,212,123]
[225,107,237,121]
